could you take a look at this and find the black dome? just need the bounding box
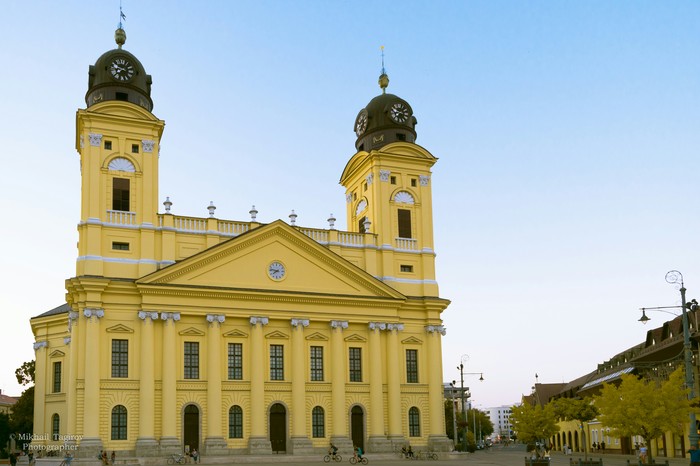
[354,74,417,151]
[85,29,153,111]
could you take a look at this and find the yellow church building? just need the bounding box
[30,28,452,457]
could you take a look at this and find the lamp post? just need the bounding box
[639,270,698,448]
[451,381,458,447]
[457,355,484,452]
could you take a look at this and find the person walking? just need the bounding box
[689,443,700,466]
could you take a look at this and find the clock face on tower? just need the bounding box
[109,57,135,82]
[355,110,368,136]
[267,261,286,280]
[389,102,410,123]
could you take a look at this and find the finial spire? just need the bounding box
[378,45,389,94]
[115,1,127,49]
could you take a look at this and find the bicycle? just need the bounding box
[349,456,368,465]
[167,454,186,465]
[324,453,342,463]
[59,457,73,466]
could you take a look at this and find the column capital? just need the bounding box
[83,308,104,319]
[330,320,348,330]
[250,316,269,326]
[387,323,404,332]
[425,325,446,336]
[368,322,387,331]
[207,314,226,326]
[138,311,160,321]
[33,341,48,351]
[160,312,181,322]
[64,337,72,345]
[291,318,309,328]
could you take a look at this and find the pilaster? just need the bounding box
[79,308,104,457]
[159,312,181,454]
[203,314,227,454]
[248,316,271,454]
[386,323,405,443]
[136,311,159,456]
[330,320,353,453]
[425,325,453,452]
[32,341,48,449]
[65,311,79,447]
[367,322,391,453]
[289,318,314,454]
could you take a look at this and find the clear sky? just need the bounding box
[1,1,699,409]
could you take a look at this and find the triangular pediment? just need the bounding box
[265,330,289,340]
[344,334,367,342]
[49,350,65,358]
[179,327,205,336]
[137,220,405,302]
[305,332,328,341]
[223,329,248,338]
[106,324,134,333]
[401,336,423,345]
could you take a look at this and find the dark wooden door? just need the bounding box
[270,403,286,453]
[351,406,364,451]
[184,405,199,452]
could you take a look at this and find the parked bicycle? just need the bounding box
[167,454,187,465]
[324,453,342,463]
[58,454,73,466]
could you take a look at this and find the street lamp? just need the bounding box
[457,355,484,451]
[638,270,698,448]
[450,381,458,448]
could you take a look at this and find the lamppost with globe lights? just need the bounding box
[638,270,699,448]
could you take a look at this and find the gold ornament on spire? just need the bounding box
[115,28,126,49]
[378,45,389,94]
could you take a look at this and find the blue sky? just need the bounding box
[1,1,699,408]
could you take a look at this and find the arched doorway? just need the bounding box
[183,404,199,453]
[270,403,286,453]
[351,406,364,451]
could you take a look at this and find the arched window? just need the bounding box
[229,405,243,438]
[111,405,127,440]
[51,414,60,441]
[312,406,325,438]
[408,407,420,437]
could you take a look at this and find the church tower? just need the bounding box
[75,27,165,278]
[340,70,439,298]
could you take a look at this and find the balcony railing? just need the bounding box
[106,210,136,225]
[395,237,418,251]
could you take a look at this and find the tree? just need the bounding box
[0,412,10,457]
[595,368,694,464]
[10,361,35,447]
[444,400,457,442]
[466,408,494,443]
[15,361,34,386]
[510,402,560,448]
[553,397,599,459]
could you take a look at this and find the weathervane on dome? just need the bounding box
[119,1,126,30]
[379,45,389,94]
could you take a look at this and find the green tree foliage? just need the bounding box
[553,397,599,459]
[0,412,11,457]
[510,402,560,445]
[444,400,456,441]
[10,361,35,446]
[595,368,693,464]
[15,361,35,386]
[10,386,33,442]
[466,408,494,440]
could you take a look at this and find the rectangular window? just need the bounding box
[228,343,243,380]
[310,346,324,381]
[400,265,413,273]
[411,178,417,187]
[270,344,284,380]
[131,143,139,153]
[363,182,368,191]
[52,362,62,393]
[184,342,199,379]
[112,178,130,211]
[396,133,406,141]
[398,209,412,238]
[390,176,397,185]
[104,141,112,150]
[349,347,362,382]
[115,92,128,102]
[112,242,130,251]
[111,339,128,378]
[406,349,418,383]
